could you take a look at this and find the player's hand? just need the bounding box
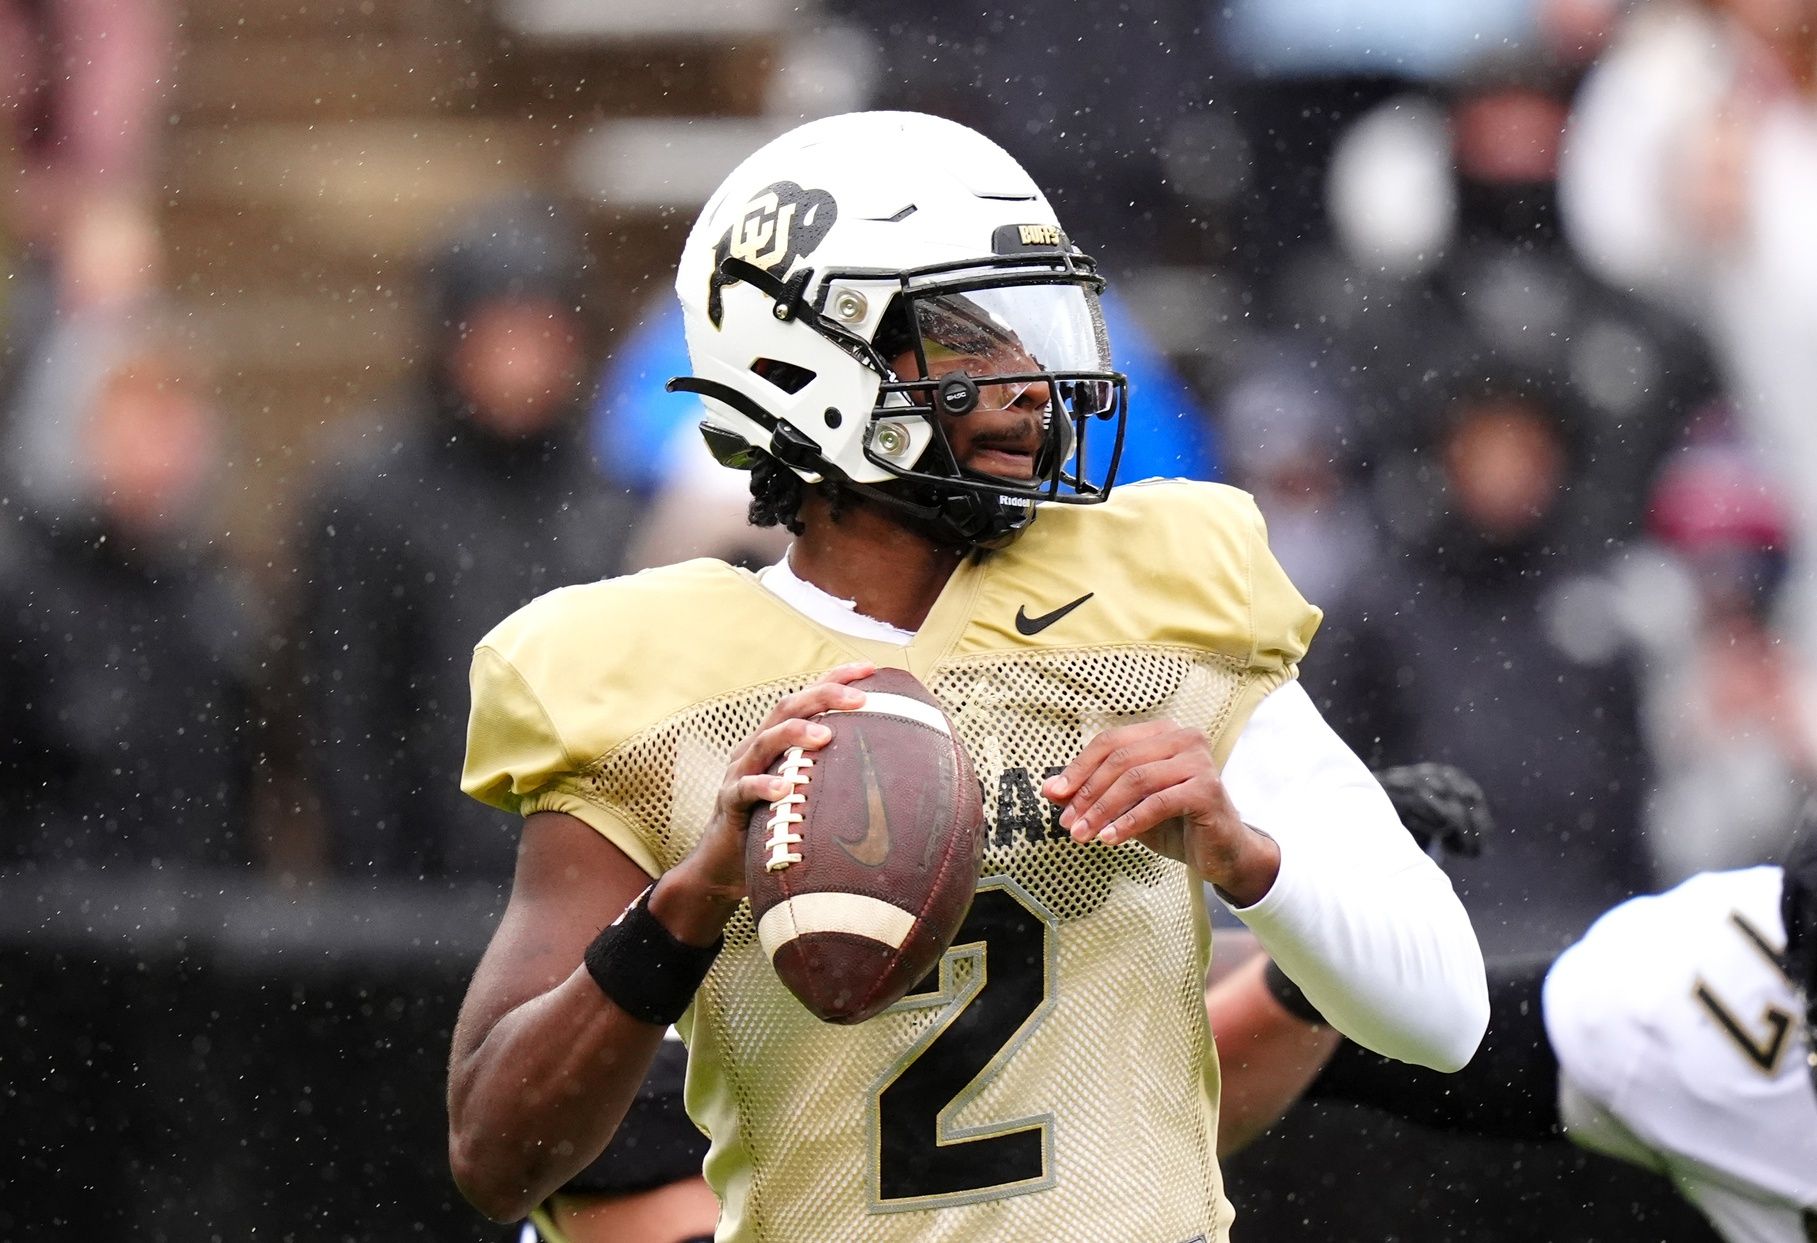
[1371,762,1493,859]
[657,663,874,934]
[1042,720,1280,906]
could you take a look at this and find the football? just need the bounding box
[746,668,985,1024]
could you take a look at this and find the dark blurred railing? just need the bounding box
[0,870,1718,1242]
[1,870,506,1243]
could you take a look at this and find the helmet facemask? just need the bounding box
[768,253,1128,550]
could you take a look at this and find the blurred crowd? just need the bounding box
[2,0,1815,961]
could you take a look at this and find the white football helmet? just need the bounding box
[670,111,1128,548]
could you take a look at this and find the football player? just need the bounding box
[515,764,1493,1243]
[1213,800,1817,1242]
[448,111,1489,1243]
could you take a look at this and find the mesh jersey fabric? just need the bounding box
[463,480,1320,1243]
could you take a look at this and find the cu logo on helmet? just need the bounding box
[708,180,837,327]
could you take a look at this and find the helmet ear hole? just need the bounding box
[752,358,817,394]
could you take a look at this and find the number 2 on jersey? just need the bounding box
[868,879,1057,1212]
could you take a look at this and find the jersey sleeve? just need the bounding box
[1221,681,1490,1070]
[462,642,663,878]
[1236,490,1322,677]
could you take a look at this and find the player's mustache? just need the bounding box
[968,414,1045,450]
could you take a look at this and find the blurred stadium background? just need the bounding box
[4,0,1813,1237]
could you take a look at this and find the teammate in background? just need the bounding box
[1212,800,1817,1243]
[447,111,1487,1243]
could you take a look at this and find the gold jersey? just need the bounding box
[464,479,1320,1243]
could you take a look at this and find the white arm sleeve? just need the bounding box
[1219,681,1489,1071]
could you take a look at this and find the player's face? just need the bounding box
[885,336,1055,484]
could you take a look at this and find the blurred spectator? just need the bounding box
[1561,0,1817,649]
[0,0,170,407]
[1217,343,1378,614]
[1533,0,1629,69]
[1258,51,1721,557]
[1614,430,1817,880]
[823,0,1207,269]
[1204,0,1622,281]
[295,199,639,882]
[1305,375,1651,955]
[0,315,256,871]
[1210,0,1542,281]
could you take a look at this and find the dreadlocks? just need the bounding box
[747,452,852,535]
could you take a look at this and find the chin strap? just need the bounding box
[834,475,1033,551]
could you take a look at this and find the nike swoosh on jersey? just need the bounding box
[1015,592,1095,636]
[838,735,892,867]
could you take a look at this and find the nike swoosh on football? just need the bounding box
[838,734,892,867]
[1015,592,1094,636]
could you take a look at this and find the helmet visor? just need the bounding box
[851,258,1128,544]
[909,283,1116,419]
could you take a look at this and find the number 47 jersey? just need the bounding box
[463,481,1321,1243]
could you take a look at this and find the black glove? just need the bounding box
[1372,762,1493,859]
[1263,762,1494,1027]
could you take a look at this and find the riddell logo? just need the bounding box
[707,180,838,327]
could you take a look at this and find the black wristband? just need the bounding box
[1262,957,1327,1026]
[584,883,724,1026]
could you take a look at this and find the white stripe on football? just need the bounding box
[822,691,952,736]
[756,891,918,959]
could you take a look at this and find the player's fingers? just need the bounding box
[1059,725,1206,829]
[717,721,831,827]
[1056,729,1190,834]
[730,771,796,814]
[773,664,875,722]
[1443,766,1487,802]
[1043,719,1179,803]
[1066,752,1204,844]
[733,666,875,764]
[1095,775,1206,848]
[1459,801,1493,857]
[737,715,838,780]
[813,660,879,688]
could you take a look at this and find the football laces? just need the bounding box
[761,747,815,871]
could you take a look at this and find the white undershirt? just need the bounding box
[757,554,1489,1070]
